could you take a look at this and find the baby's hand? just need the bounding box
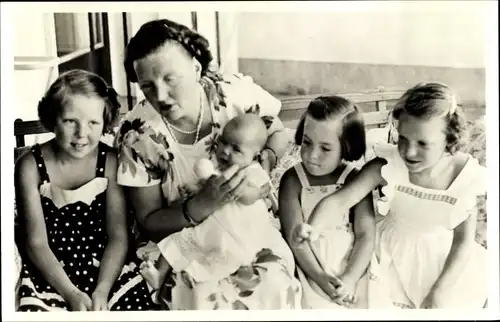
[139,260,162,290]
[292,223,320,244]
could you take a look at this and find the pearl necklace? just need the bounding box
[165,90,205,145]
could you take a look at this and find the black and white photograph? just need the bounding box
[1,1,498,320]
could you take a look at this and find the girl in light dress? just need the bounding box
[308,82,488,309]
[279,96,382,309]
[14,69,157,311]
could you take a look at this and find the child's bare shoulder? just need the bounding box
[102,144,119,178]
[15,148,40,184]
[279,165,301,192]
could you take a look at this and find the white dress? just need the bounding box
[294,162,386,309]
[374,143,488,309]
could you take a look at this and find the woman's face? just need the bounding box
[300,114,343,177]
[397,112,448,174]
[133,41,200,121]
[54,94,105,159]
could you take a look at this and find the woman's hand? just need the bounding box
[189,164,252,220]
[66,289,93,311]
[259,148,277,174]
[91,287,109,311]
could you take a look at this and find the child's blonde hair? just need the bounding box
[38,69,121,134]
[392,82,468,154]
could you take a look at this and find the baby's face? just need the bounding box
[215,126,261,171]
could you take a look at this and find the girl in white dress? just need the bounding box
[308,82,488,309]
[279,96,381,309]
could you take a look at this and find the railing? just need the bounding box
[278,87,404,129]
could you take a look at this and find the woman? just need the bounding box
[114,19,301,310]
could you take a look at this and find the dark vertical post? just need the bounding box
[215,11,221,68]
[88,13,95,50]
[191,12,198,31]
[101,13,113,86]
[122,12,133,111]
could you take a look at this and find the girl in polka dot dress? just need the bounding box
[14,70,158,312]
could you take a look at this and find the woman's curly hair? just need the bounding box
[37,69,120,134]
[124,19,213,83]
[392,82,469,154]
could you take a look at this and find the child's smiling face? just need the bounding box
[397,112,448,174]
[53,94,105,159]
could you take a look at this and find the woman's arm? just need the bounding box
[129,164,252,243]
[431,208,477,294]
[15,154,81,301]
[308,158,386,226]
[128,185,190,243]
[259,118,289,173]
[278,168,327,281]
[94,151,129,296]
[339,177,376,285]
[266,117,289,158]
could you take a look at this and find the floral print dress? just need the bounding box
[114,72,302,310]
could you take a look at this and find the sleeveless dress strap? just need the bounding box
[337,163,356,185]
[95,142,108,178]
[294,163,311,189]
[30,144,50,185]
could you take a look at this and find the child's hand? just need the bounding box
[333,275,358,307]
[314,272,343,301]
[292,223,320,244]
[91,288,109,311]
[66,289,93,311]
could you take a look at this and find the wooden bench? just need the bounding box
[278,87,404,130]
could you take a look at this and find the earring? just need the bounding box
[195,65,201,82]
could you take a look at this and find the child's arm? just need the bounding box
[425,207,478,302]
[278,168,340,297]
[336,172,376,302]
[308,158,386,227]
[92,151,129,304]
[15,154,85,303]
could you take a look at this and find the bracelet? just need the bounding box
[182,195,200,226]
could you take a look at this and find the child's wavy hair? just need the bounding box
[295,95,366,161]
[37,69,121,134]
[391,82,468,154]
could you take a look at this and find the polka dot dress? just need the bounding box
[17,143,158,312]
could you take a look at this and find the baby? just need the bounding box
[141,113,284,289]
